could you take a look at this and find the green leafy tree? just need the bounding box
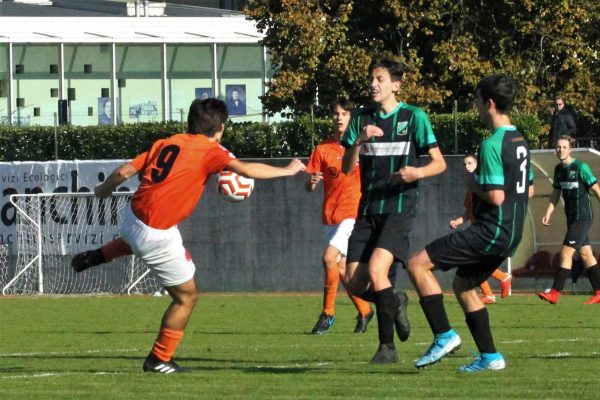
[244,0,599,137]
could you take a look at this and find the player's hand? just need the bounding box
[94,184,112,198]
[392,166,420,184]
[286,159,306,175]
[542,215,551,226]
[358,125,384,143]
[449,218,462,229]
[309,172,323,185]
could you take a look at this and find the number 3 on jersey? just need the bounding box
[151,145,180,183]
[516,145,527,194]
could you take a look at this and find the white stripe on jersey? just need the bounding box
[559,182,579,189]
[360,142,411,156]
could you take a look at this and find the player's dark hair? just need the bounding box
[557,135,575,148]
[464,153,477,161]
[475,74,516,114]
[330,98,354,113]
[187,98,228,136]
[368,57,404,81]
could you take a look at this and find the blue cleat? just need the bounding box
[311,313,335,334]
[415,329,462,368]
[458,352,506,372]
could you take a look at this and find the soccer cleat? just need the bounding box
[370,343,398,364]
[311,313,335,334]
[415,329,462,369]
[458,352,506,372]
[71,249,105,273]
[394,291,410,342]
[500,274,512,298]
[143,353,187,374]
[583,291,600,304]
[538,289,559,304]
[353,310,375,333]
[480,295,496,304]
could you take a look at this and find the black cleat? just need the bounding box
[394,291,410,342]
[353,310,375,333]
[143,353,188,374]
[370,343,398,364]
[71,249,105,273]
[311,313,335,334]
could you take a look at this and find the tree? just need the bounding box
[243,0,599,136]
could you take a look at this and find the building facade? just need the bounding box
[0,10,269,126]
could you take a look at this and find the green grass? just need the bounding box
[0,293,598,399]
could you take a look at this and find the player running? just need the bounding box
[305,98,374,334]
[341,57,447,363]
[73,98,305,373]
[538,135,600,305]
[408,74,534,372]
[449,154,513,303]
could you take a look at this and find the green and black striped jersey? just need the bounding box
[472,126,533,257]
[552,159,597,223]
[341,102,439,216]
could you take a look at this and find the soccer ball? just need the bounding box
[217,171,254,202]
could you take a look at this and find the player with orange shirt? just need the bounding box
[450,154,513,303]
[306,99,374,334]
[73,98,305,373]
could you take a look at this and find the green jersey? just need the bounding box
[552,159,597,223]
[341,102,439,216]
[472,126,533,257]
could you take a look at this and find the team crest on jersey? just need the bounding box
[568,170,577,180]
[396,121,408,136]
[328,166,339,179]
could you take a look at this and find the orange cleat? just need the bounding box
[480,295,496,304]
[583,291,600,305]
[500,274,512,298]
[538,289,560,304]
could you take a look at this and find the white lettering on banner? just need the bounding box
[0,160,139,251]
[360,142,411,156]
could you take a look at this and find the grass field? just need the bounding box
[0,292,598,399]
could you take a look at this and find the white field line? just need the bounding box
[2,372,124,379]
[0,348,143,357]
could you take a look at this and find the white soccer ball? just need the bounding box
[217,171,254,202]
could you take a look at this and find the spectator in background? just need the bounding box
[549,96,576,146]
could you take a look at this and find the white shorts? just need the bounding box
[121,206,195,287]
[323,218,355,256]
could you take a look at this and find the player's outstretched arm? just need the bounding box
[227,158,306,180]
[94,162,139,198]
[590,182,600,201]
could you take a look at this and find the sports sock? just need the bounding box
[374,287,398,345]
[552,267,571,291]
[479,281,494,296]
[586,264,600,291]
[419,294,452,335]
[349,293,372,317]
[100,238,132,262]
[465,308,496,354]
[151,327,184,362]
[491,269,509,281]
[322,266,339,316]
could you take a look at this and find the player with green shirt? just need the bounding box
[539,135,600,305]
[341,56,447,364]
[407,74,534,372]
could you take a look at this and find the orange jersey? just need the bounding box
[130,133,235,229]
[306,137,361,225]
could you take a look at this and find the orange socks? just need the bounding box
[480,281,494,296]
[151,327,184,362]
[101,238,132,262]
[348,294,372,317]
[323,266,340,315]
[491,269,509,282]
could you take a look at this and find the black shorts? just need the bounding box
[563,220,592,250]
[347,213,414,264]
[425,227,506,288]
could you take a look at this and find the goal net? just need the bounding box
[2,192,161,295]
